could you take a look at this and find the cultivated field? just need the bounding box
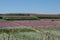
[0,20,60,27]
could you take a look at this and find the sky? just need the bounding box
[0,0,60,14]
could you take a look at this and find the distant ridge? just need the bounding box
[0,13,59,15]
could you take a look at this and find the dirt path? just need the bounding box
[32,28,40,32]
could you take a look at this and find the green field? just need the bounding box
[0,26,60,40]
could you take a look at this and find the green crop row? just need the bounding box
[37,17,60,19]
[3,17,40,20]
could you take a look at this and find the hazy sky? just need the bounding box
[0,0,60,14]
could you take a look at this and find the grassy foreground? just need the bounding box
[0,26,60,40]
